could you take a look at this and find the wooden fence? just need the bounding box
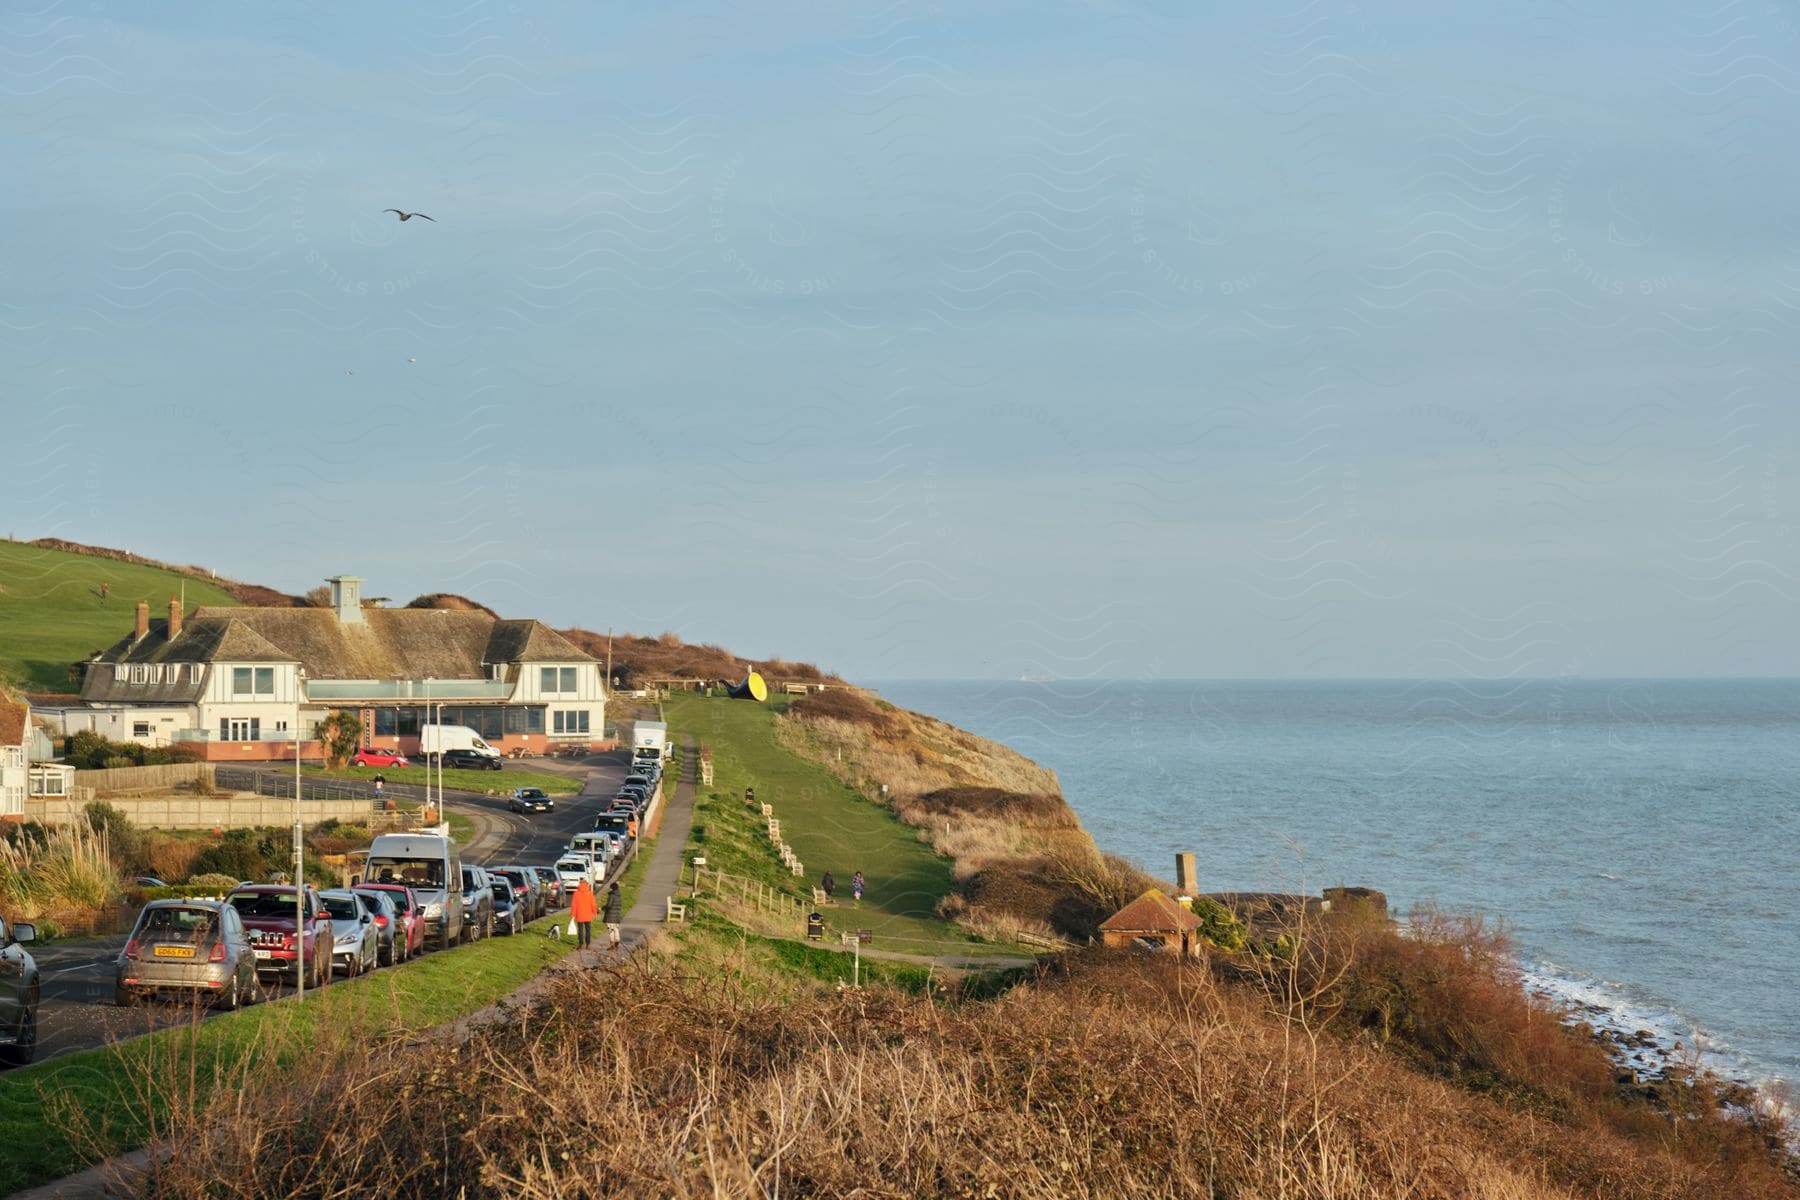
[75,762,215,796]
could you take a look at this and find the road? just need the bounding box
[22,754,631,1064]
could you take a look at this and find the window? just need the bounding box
[113,664,128,682]
[552,710,591,735]
[222,718,261,742]
[539,666,579,696]
[231,667,275,697]
[132,722,151,739]
[148,665,162,684]
[132,664,147,683]
[191,664,205,683]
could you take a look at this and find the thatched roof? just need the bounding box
[181,606,596,679]
[1099,888,1202,935]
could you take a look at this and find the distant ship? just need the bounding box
[1019,672,1055,684]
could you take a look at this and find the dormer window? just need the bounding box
[191,664,205,683]
[113,664,128,682]
[489,663,505,683]
[148,665,162,684]
[540,666,578,696]
[131,665,147,684]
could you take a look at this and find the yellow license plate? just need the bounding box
[152,945,196,958]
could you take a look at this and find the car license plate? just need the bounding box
[253,949,272,959]
[153,945,195,958]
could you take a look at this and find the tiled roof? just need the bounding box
[1099,888,1203,935]
[0,701,28,749]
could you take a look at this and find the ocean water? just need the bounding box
[868,679,1799,1093]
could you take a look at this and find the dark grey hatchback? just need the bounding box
[116,900,261,1010]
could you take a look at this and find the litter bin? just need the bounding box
[807,912,824,940]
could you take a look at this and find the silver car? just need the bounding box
[116,900,260,1010]
[321,890,379,977]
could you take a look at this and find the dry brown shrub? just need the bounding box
[143,835,203,883]
[785,687,899,736]
[134,952,1798,1200]
[905,786,1078,828]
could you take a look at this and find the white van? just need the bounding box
[554,856,593,894]
[419,724,501,761]
[365,832,463,949]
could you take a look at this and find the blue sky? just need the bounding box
[6,1,1800,679]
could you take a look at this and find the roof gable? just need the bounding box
[484,620,595,665]
[0,701,27,748]
[1099,888,1203,934]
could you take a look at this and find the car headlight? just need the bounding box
[422,902,442,919]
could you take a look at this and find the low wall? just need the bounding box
[75,762,216,795]
[26,794,374,831]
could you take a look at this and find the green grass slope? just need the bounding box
[0,541,240,692]
[666,693,1002,956]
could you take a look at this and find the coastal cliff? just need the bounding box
[774,686,1160,942]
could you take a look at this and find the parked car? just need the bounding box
[490,879,522,936]
[352,888,403,966]
[617,783,649,802]
[489,867,544,921]
[227,885,332,990]
[592,812,631,839]
[622,774,652,793]
[134,876,168,889]
[459,866,495,941]
[508,787,555,814]
[351,748,410,768]
[439,749,503,772]
[366,832,463,950]
[356,883,425,961]
[116,900,259,1010]
[530,865,565,908]
[321,890,378,977]
[0,912,40,1065]
[554,857,591,897]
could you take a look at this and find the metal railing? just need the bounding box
[303,680,514,701]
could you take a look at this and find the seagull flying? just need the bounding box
[383,209,435,222]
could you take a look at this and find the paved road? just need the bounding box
[21,755,632,1065]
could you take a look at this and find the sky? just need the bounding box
[5,1,1800,680]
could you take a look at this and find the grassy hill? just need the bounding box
[0,540,240,692]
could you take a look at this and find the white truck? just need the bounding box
[419,723,501,762]
[632,720,669,765]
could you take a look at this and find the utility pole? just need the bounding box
[605,627,613,689]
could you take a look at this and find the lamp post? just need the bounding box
[293,685,305,1001]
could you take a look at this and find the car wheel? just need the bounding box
[0,1000,37,1066]
[114,983,136,1009]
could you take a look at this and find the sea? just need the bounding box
[868,678,1799,1097]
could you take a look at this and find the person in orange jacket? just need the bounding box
[569,877,598,949]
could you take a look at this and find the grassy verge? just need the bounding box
[305,764,582,795]
[0,541,241,692]
[663,695,1016,957]
[0,912,577,1194]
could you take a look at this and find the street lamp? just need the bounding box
[293,674,305,1000]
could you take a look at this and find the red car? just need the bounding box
[355,883,426,960]
[225,885,333,990]
[351,748,409,768]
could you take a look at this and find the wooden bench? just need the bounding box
[665,896,686,922]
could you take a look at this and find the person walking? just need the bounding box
[603,882,623,954]
[852,871,864,906]
[820,870,836,903]
[570,877,598,950]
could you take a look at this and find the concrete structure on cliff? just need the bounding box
[44,576,607,761]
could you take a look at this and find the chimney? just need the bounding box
[1175,852,1197,897]
[327,576,364,625]
[168,595,183,640]
[134,600,150,641]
